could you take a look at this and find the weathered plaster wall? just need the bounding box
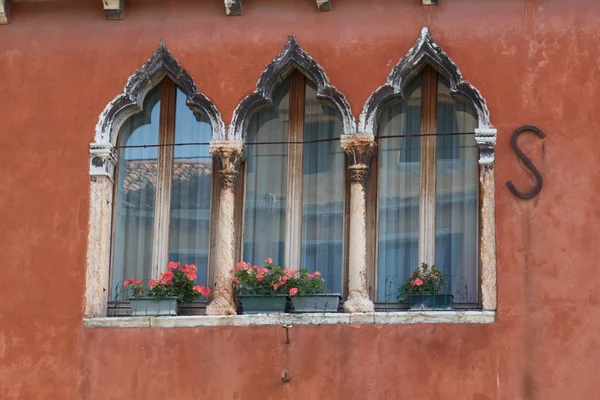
[1,0,600,398]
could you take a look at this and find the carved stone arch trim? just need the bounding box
[94,41,225,148]
[359,27,493,139]
[228,36,356,140]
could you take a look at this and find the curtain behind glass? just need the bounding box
[243,80,290,265]
[301,81,344,294]
[376,79,422,302]
[435,77,478,301]
[168,88,213,287]
[112,84,161,299]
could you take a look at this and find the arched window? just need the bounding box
[374,65,479,302]
[111,78,213,299]
[242,70,345,294]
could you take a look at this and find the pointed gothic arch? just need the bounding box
[358,27,495,163]
[228,36,356,140]
[94,41,225,147]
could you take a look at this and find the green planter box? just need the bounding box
[129,297,180,316]
[290,294,341,313]
[409,294,454,311]
[238,295,288,314]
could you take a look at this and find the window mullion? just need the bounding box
[151,78,176,278]
[418,66,438,267]
[284,71,305,270]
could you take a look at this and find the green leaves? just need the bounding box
[286,269,325,296]
[232,260,326,297]
[397,263,447,303]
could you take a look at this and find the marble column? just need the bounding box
[206,140,244,315]
[340,134,376,313]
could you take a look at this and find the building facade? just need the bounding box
[0,0,598,398]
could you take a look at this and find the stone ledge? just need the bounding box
[83,311,495,328]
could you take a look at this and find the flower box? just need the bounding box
[409,294,454,311]
[238,294,288,314]
[290,294,341,313]
[129,297,180,316]
[123,262,211,317]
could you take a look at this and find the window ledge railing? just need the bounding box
[84,310,495,328]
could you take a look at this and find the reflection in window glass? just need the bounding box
[112,84,161,299]
[301,80,345,294]
[243,80,290,265]
[435,77,478,301]
[376,79,421,302]
[168,88,213,286]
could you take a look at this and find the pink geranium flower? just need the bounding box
[193,285,211,297]
[186,271,197,281]
[283,268,294,277]
[160,271,174,281]
[412,278,424,287]
[289,287,298,296]
[236,262,249,270]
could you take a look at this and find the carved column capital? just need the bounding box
[316,0,331,11]
[341,134,376,182]
[474,128,497,165]
[89,143,118,181]
[103,0,125,20]
[224,0,242,15]
[209,140,245,190]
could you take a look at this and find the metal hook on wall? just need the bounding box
[506,125,546,199]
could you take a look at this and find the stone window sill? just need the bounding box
[83,310,495,328]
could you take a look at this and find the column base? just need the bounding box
[343,291,374,313]
[206,296,237,315]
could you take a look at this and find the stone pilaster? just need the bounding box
[224,0,242,15]
[206,140,245,315]
[103,0,125,20]
[475,128,497,311]
[85,143,117,317]
[341,134,376,313]
[316,0,331,11]
[479,164,496,310]
[0,0,10,24]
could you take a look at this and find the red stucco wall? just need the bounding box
[1,0,600,398]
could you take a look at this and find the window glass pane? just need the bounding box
[243,80,290,265]
[112,83,161,299]
[376,78,421,302]
[301,80,344,294]
[435,76,478,302]
[168,88,213,287]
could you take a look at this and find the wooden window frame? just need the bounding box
[238,70,306,271]
[109,77,215,297]
[239,70,347,295]
[368,65,480,306]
